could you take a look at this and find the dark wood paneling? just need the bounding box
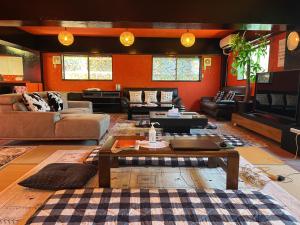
[0,27,37,50]
[36,36,221,55]
[0,0,299,26]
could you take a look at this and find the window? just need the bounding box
[237,44,270,80]
[152,56,200,81]
[63,55,112,80]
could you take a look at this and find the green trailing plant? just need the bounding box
[230,32,268,101]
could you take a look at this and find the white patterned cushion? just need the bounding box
[129,91,142,103]
[144,91,157,103]
[160,91,173,103]
[22,93,50,112]
[47,92,64,111]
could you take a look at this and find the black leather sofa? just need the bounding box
[200,86,246,120]
[121,88,184,119]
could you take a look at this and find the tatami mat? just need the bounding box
[236,146,284,165]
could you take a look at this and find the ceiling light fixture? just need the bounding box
[287,31,299,51]
[181,30,196,48]
[58,28,74,46]
[120,30,135,47]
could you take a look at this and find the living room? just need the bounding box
[0,1,300,224]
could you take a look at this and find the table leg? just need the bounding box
[207,157,218,168]
[111,156,119,168]
[226,156,239,190]
[98,156,111,188]
[128,111,132,120]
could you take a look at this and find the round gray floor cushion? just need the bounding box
[18,163,97,190]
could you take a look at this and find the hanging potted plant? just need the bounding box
[230,32,268,103]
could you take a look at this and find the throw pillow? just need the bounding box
[18,163,97,190]
[224,91,236,101]
[271,94,284,106]
[144,91,158,103]
[22,93,50,112]
[161,91,173,103]
[47,92,64,111]
[256,94,269,105]
[129,91,142,103]
[214,91,225,102]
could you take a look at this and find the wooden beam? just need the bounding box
[36,36,222,54]
[0,0,298,27]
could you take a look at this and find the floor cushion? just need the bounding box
[18,163,97,190]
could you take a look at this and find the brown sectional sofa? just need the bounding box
[0,92,110,144]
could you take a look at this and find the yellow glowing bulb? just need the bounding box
[58,30,74,46]
[120,31,135,47]
[181,32,196,47]
[287,31,300,51]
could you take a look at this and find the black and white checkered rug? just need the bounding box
[26,188,297,224]
[86,147,207,167]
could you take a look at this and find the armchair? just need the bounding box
[200,86,246,120]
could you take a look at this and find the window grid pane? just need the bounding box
[176,57,200,81]
[63,55,112,80]
[152,56,200,81]
[64,56,88,80]
[89,56,112,80]
[153,57,176,80]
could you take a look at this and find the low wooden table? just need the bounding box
[98,136,240,190]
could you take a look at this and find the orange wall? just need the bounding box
[227,32,286,95]
[43,53,221,111]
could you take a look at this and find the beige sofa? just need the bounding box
[0,92,110,144]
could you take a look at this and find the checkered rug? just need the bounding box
[26,188,297,224]
[85,147,207,167]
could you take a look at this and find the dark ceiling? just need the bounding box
[0,0,299,28]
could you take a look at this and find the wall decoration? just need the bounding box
[203,57,212,70]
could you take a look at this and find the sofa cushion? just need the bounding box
[55,114,110,140]
[201,101,218,110]
[18,163,97,190]
[161,91,173,103]
[129,91,142,103]
[22,93,50,112]
[47,92,64,111]
[12,102,28,111]
[214,91,225,102]
[224,91,236,101]
[61,108,91,114]
[0,94,21,105]
[144,91,157,103]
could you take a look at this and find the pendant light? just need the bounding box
[181,30,196,48]
[120,30,135,47]
[58,28,74,46]
[287,31,299,51]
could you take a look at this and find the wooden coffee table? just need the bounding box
[98,136,240,190]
